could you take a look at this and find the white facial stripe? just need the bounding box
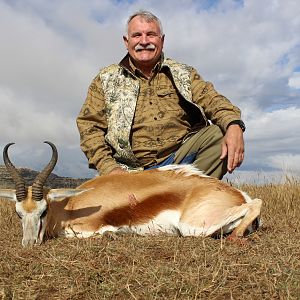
[16,199,48,246]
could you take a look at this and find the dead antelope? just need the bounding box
[0,142,262,247]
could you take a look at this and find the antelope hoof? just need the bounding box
[226,234,249,246]
[102,231,121,241]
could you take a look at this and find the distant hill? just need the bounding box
[0,165,90,189]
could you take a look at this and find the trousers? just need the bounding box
[146,125,227,179]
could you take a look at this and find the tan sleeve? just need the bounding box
[76,75,120,175]
[190,68,241,132]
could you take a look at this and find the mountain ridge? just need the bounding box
[0,165,89,189]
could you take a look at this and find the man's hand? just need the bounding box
[220,125,245,173]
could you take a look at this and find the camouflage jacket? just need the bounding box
[98,56,208,168]
[77,54,241,174]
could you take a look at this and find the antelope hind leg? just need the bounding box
[178,198,262,237]
[227,198,262,239]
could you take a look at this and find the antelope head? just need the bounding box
[0,141,58,246]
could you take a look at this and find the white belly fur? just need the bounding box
[117,210,181,235]
[62,210,181,238]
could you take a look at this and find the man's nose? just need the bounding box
[139,34,150,45]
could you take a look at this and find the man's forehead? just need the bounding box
[128,16,160,32]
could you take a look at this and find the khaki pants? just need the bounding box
[173,125,227,179]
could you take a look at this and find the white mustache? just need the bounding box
[135,44,156,51]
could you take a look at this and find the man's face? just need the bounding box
[123,16,164,71]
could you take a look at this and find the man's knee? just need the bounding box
[191,125,227,179]
[201,124,224,143]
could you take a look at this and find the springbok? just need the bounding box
[0,142,262,247]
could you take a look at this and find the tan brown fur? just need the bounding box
[0,164,262,245]
[22,188,38,212]
[45,167,258,238]
[102,191,183,227]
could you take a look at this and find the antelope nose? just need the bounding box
[22,238,36,247]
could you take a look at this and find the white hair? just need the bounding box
[125,10,164,37]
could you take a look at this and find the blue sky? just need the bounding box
[0,0,299,183]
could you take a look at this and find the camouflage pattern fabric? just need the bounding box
[99,57,207,167]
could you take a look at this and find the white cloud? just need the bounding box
[246,106,299,143]
[0,0,300,181]
[267,153,300,174]
[288,72,300,89]
[0,87,76,145]
[235,106,300,181]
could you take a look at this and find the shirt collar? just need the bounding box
[119,53,165,78]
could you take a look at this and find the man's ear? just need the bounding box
[123,35,129,49]
[161,34,165,47]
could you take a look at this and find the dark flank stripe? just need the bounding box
[102,192,183,227]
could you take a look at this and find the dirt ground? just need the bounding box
[0,181,299,299]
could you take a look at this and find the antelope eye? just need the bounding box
[40,210,48,219]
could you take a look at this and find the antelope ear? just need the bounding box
[47,188,93,201]
[0,189,17,202]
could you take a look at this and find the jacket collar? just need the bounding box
[119,53,165,77]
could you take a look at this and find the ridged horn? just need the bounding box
[3,143,27,201]
[32,141,58,201]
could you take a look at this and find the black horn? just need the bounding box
[3,143,27,201]
[32,141,58,201]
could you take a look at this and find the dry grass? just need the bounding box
[0,181,299,299]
